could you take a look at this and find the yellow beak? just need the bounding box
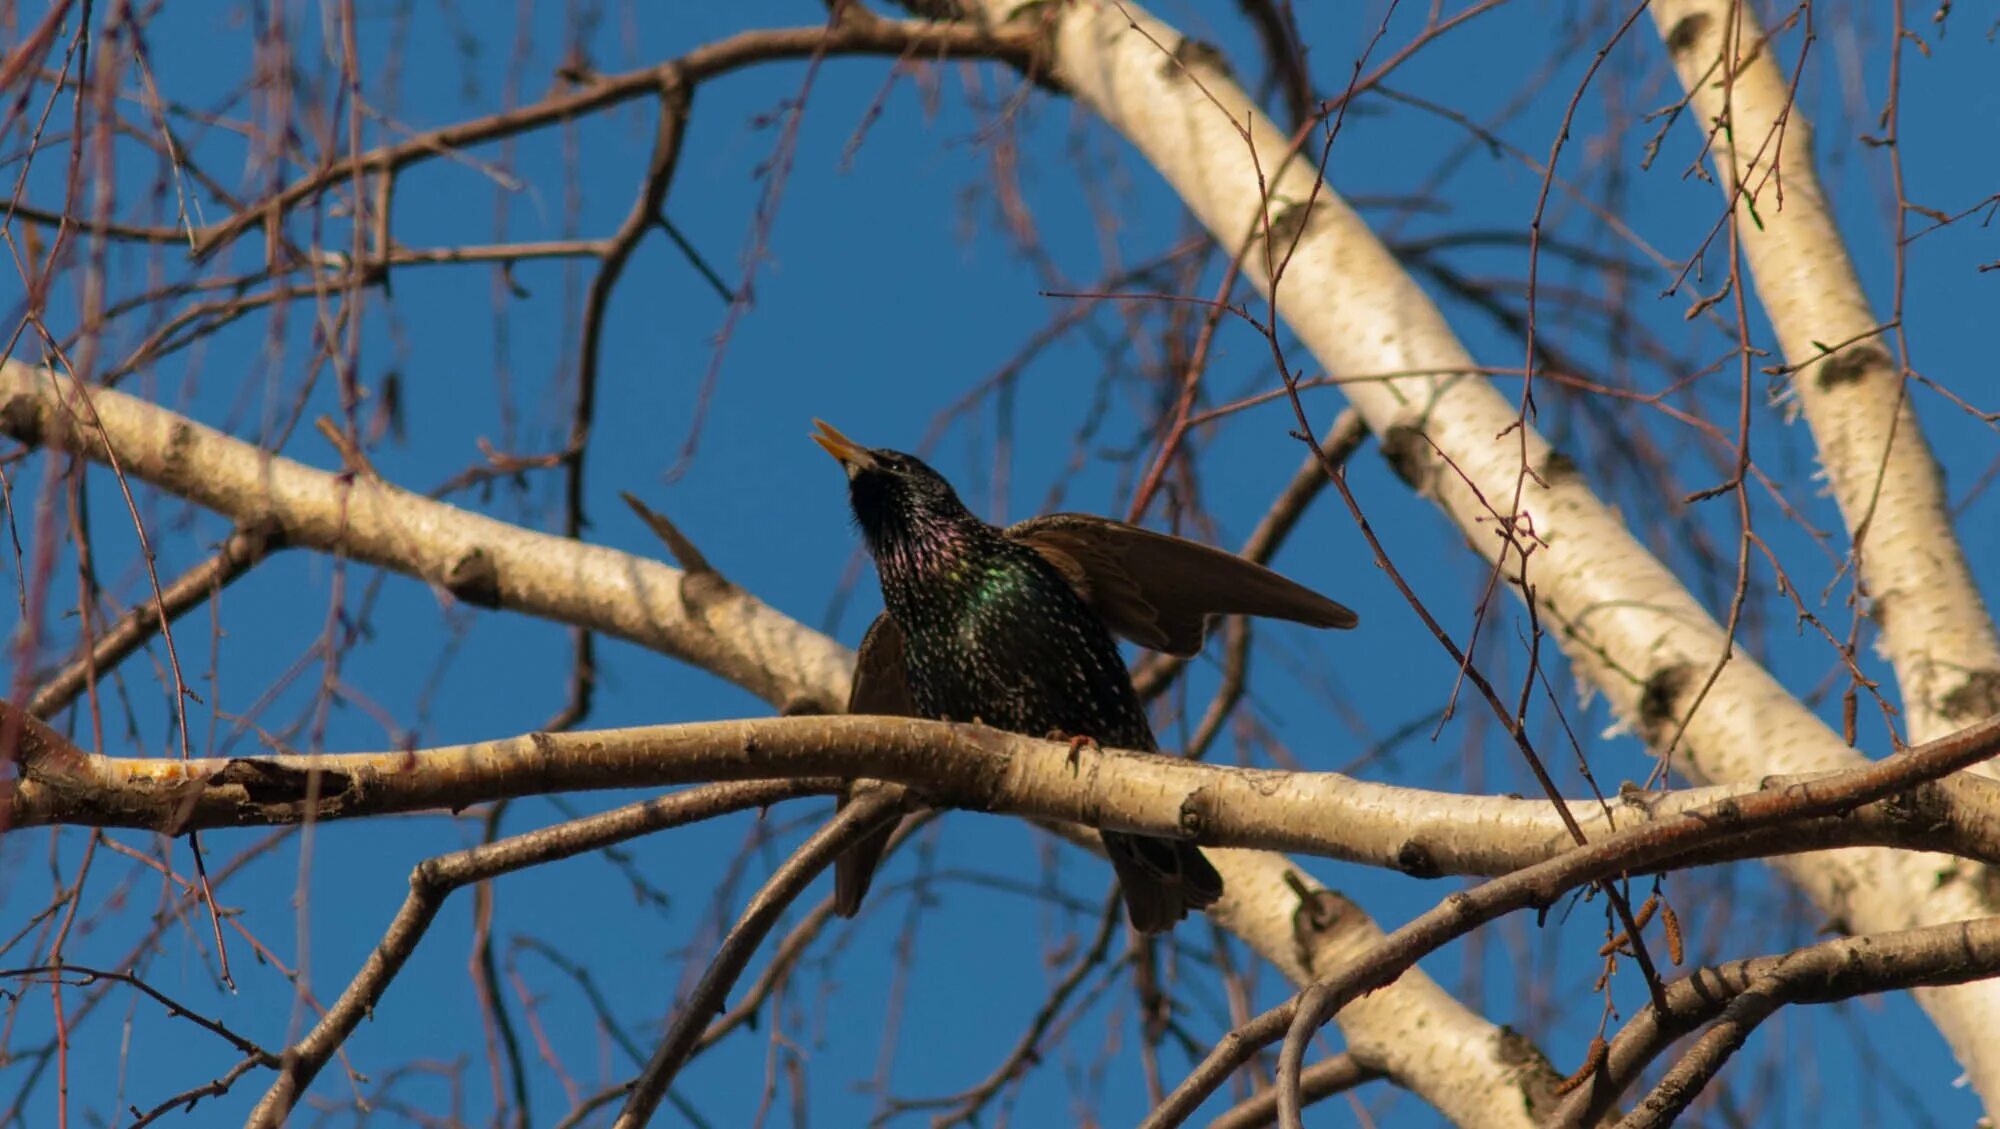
[811,419,876,473]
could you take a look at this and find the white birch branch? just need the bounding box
[961,0,2000,1107]
[1649,0,2000,748]
[14,703,1994,870]
[0,359,851,714]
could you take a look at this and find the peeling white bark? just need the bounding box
[1649,0,2000,748]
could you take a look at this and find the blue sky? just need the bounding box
[4,1,1997,1125]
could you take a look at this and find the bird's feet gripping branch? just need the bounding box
[1051,730,1102,771]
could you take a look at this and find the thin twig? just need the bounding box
[27,518,284,718]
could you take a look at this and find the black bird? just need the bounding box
[813,420,1357,933]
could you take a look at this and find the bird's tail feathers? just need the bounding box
[1103,831,1223,934]
[833,788,905,918]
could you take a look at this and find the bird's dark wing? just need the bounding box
[1008,512,1359,657]
[847,611,915,718]
[835,612,913,917]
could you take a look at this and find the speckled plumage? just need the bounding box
[881,526,1144,745]
[813,420,1357,932]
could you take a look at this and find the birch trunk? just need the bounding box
[1649,0,2000,749]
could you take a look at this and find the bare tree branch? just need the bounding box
[1142,709,2000,1127]
[0,359,852,714]
[1207,1051,1382,1129]
[245,780,836,1125]
[1554,915,2000,1128]
[7,17,1040,264]
[11,702,1998,875]
[614,787,905,1126]
[26,517,284,719]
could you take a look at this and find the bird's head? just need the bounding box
[812,420,977,561]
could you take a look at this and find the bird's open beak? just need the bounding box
[811,419,876,476]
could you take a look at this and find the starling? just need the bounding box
[812,420,1358,933]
